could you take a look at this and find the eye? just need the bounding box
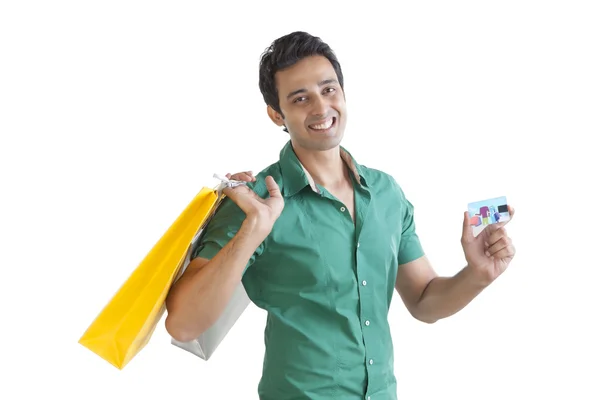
[293,96,307,103]
[323,87,336,94]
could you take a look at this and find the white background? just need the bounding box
[1,1,599,399]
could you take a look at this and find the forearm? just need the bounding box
[413,266,489,323]
[165,217,267,341]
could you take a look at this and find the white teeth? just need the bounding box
[309,118,333,130]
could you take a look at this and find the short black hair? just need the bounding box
[258,31,344,121]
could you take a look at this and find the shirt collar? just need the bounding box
[278,140,368,198]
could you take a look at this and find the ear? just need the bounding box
[267,106,285,127]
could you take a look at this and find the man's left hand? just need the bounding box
[461,206,516,285]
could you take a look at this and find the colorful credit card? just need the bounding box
[467,196,510,234]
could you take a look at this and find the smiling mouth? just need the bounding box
[308,117,336,131]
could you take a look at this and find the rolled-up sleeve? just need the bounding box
[391,179,425,265]
[192,196,264,274]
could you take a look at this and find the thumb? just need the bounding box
[462,211,473,240]
[265,176,282,199]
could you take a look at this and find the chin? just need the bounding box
[296,133,344,152]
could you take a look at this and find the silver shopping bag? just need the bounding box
[169,174,251,360]
[170,280,250,360]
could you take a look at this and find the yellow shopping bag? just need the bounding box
[79,181,232,370]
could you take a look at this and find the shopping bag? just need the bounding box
[78,175,244,370]
[169,225,251,360]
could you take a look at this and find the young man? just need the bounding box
[165,31,516,400]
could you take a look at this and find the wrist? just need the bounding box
[241,215,273,240]
[463,264,494,288]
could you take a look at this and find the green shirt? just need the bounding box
[193,140,425,400]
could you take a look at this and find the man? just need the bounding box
[165,31,516,400]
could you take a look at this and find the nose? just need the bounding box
[311,95,328,117]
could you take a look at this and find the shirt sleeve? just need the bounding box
[392,179,425,265]
[191,195,265,274]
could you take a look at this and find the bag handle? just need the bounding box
[212,173,247,198]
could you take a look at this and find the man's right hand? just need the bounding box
[222,171,284,237]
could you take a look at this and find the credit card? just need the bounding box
[467,196,510,235]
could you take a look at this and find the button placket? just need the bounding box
[357,242,372,373]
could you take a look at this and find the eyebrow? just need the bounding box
[286,79,339,99]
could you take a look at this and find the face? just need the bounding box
[269,55,347,152]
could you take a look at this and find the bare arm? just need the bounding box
[165,217,267,342]
[165,173,284,342]
[395,256,488,324]
[396,206,516,324]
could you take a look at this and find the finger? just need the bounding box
[490,244,516,260]
[487,226,507,245]
[245,173,256,182]
[265,176,282,198]
[225,173,232,179]
[486,236,512,257]
[462,211,474,242]
[237,171,256,182]
[498,205,515,227]
[222,184,257,203]
[230,172,255,182]
[481,223,500,239]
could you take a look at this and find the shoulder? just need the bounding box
[246,161,284,197]
[201,161,283,237]
[215,160,284,215]
[358,163,409,202]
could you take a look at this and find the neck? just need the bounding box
[292,143,348,189]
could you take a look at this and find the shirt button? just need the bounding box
[357,242,360,248]
[340,206,346,212]
[369,359,374,365]
[362,280,367,286]
[368,397,371,400]
[365,320,370,326]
